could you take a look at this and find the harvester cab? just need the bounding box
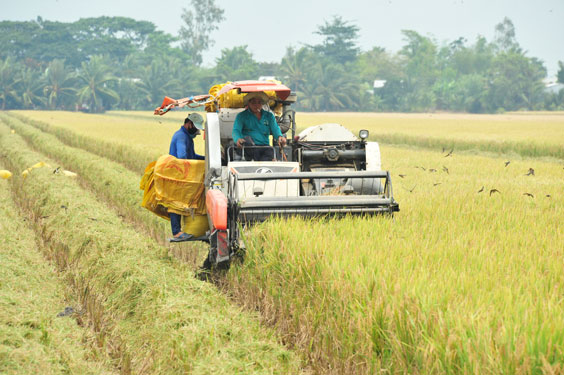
[155,80,399,268]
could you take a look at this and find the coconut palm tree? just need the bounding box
[0,57,21,110]
[280,47,313,94]
[136,58,182,108]
[75,55,119,113]
[43,59,76,110]
[20,67,46,109]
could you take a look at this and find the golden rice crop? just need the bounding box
[298,112,564,159]
[228,145,564,374]
[17,110,564,160]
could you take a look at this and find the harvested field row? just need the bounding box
[0,162,115,375]
[0,120,303,374]
[0,113,169,246]
[9,112,157,175]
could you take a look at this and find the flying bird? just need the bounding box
[405,185,416,193]
[525,168,535,176]
[444,148,454,157]
[523,193,534,198]
[504,161,510,167]
[433,182,442,186]
[546,194,552,198]
[415,166,426,171]
[398,174,406,178]
[489,189,500,196]
[478,186,484,193]
[429,168,437,173]
[442,166,449,174]
[53,166,61,174]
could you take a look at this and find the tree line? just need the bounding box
[1,3,563,113]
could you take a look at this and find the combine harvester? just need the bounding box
[155,80,399,268]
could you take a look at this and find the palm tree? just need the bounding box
[75,56,120,113]
[299,63,359,112]
[137,58,182,108]
[280,47,313,93]
[43,59,76,110]
[20,68,46,109]
[0,57,21,110]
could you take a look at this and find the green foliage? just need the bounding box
[215,45,258,81]
[19,67,46,109]
[179,0,225,65]
[75,56,120,113]
[312,15,360,65]
[43,59,76,110]
[0,57,21,110]
[137,57,183,108]
[558,61,564,84]
[280,47,315,93]
[0,15,557,113]
[486,51,546,111]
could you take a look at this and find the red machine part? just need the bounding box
[206,189,227,230]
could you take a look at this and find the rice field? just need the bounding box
[2,110,564,374]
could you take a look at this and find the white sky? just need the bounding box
[2,0,563,76]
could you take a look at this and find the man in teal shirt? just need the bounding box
[232,92,287,161]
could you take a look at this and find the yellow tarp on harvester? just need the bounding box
[205,81,283,116]
[140,154,207,219]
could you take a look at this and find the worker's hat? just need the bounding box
[185,113,205,129]
[243,92,270,106]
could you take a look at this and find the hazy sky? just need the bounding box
[3,0,563,76]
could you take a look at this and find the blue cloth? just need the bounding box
[169,126,205,160]
[232,109,282,146]
[170,213,182,236]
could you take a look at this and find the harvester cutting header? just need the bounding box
[151,80,399,268]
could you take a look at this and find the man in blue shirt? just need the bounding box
[232,92,286,161]
[168,113,205,242]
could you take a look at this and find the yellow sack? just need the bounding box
[205,81,283,116]
[182,214,209,237]
[0,170,12,179]
[140,161,170,220]
[140,156,207,220]
[153,155,206,215]
[21,161,51,178]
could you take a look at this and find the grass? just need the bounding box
[0,119,304,374]
[0,161,116,375]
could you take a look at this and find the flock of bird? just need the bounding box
[399,147,554,199]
